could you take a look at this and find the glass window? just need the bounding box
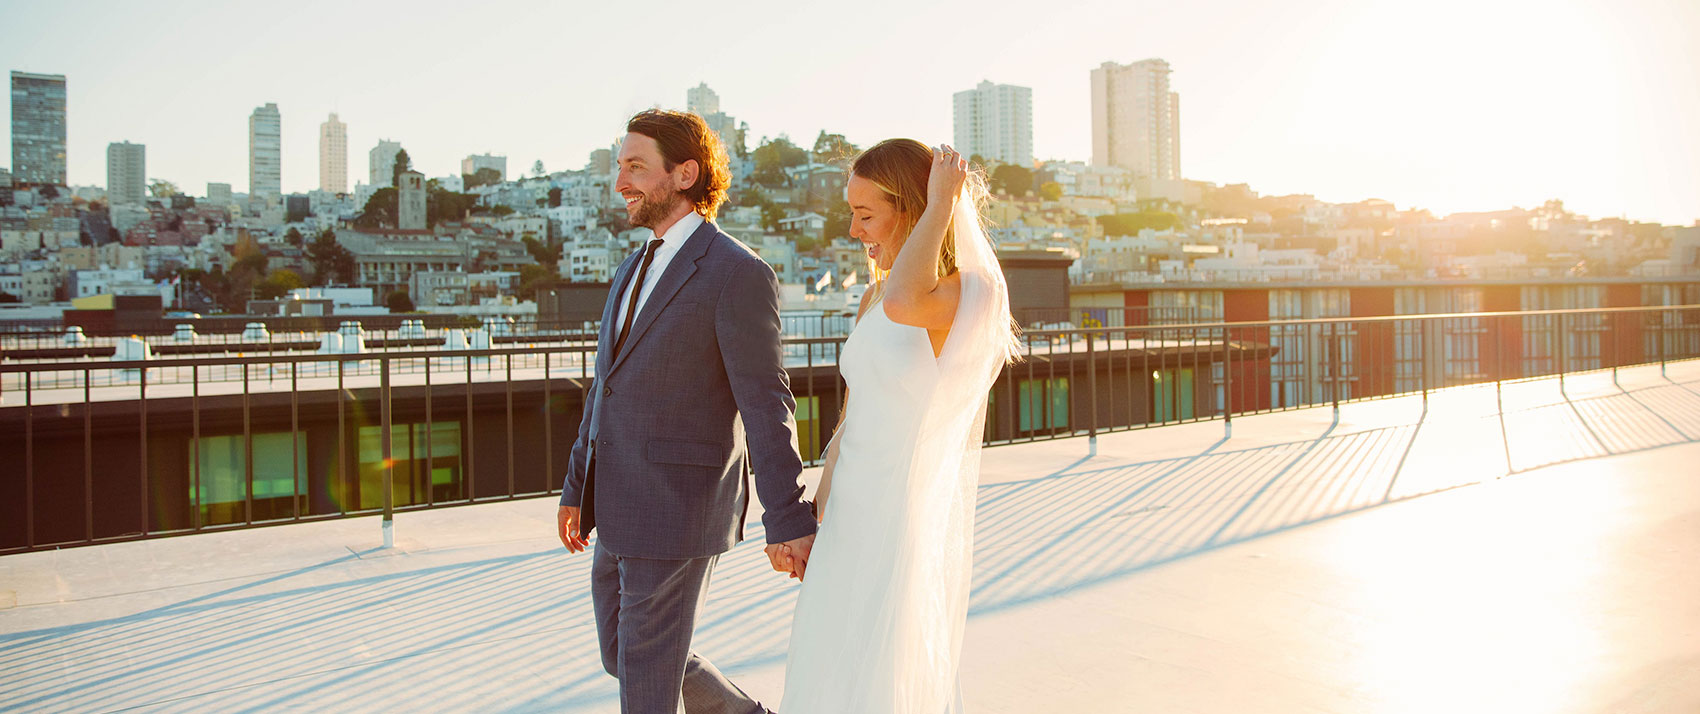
[1154,368,1195,422]
[1310,288,1350,318]
[192,432,307,525]
[357,421,463,510]
[794,396,824,461]
[1017,377,1069,434]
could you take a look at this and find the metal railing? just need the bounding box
[0,314,857,356]
[1,304,1696,554]
[1013,306,1199,329]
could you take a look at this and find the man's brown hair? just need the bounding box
[626,109,731,220]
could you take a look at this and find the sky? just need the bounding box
[3,0,1698,225]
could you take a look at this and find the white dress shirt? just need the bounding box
[615,211,704,330]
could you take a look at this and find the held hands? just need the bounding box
[926,144,970,208]
[764,533,816,581]
[561,503,816,583]
[557,505,589,553]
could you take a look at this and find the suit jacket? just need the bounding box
[559,218,817,559]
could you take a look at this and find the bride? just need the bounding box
[776,141,1019,713]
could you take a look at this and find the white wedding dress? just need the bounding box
[781,200,1012,714]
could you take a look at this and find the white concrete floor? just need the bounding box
[2,361,1697,713]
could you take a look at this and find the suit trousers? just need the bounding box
[592,543,772,714]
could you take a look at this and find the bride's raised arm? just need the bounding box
[881,145,968,330]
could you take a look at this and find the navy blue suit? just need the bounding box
[560,218,814,713]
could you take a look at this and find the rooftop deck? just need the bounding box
[2,361,1697,712]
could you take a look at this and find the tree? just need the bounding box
[731,121,751,159]
[991,165,1034,198]
[232,232,269,276]
[760,202,787,233]
[1039,181,1063,201]
[522,236,562,266]
[356,187,398,228]
[517,263,558,300]
[463,167,503,189]
[491,205,515,217]
[255,268,304,300]
[427,185,479,226]
[0,291,20,303]
[822,201,852,245]
[385,289,416,313]
[1099,209,1182,236]
[284,227,305,247]
[533,159,546,177]
[751,135,808,187]
[392,149,412,188]
[307,229,356,286]
[548,187,562,208]
[148,180,179,198]
[811,131,859,165]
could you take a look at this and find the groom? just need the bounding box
[557,109,818,713]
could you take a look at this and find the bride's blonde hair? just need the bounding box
[850,139,991,283]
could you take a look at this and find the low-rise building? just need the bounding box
[410,270,473,307]
[563,246,613,283]
[68,267,155,299]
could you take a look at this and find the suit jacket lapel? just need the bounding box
[598,248,644,376]
[607,220,717,376]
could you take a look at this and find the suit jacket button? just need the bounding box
[603,386,613,397]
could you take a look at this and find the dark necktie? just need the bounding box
[613,239,664,356]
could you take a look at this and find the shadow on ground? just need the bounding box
[2,368,1696,712]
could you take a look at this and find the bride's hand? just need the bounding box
[927,144,969,208]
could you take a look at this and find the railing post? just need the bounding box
[25,369,34,549]
[1491,312,1504,384]
[243,360,253,526]
[1087,330,1098,457]
[1420,317,1428,407]
[1331,323,1342,420]
[1223,324,1233,439]
[139,360,149,537]
[381,356,395,548]
[1658,308,1667,378]
[1558,312,1567,392]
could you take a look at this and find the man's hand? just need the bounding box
[557,506,589,553]
[764,533,816,581]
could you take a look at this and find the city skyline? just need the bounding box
[1,0,1697,225]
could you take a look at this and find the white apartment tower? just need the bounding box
[953,80,1033,168]
[1091,59,1181,198]
[105,141,146,205]
[248,103,282,198]
[320,113,347,194]
[370,139,403,187]
[687,82,720,116]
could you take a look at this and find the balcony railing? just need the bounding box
[1,304,1696,554]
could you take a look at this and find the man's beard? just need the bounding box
[630,189,688,230]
